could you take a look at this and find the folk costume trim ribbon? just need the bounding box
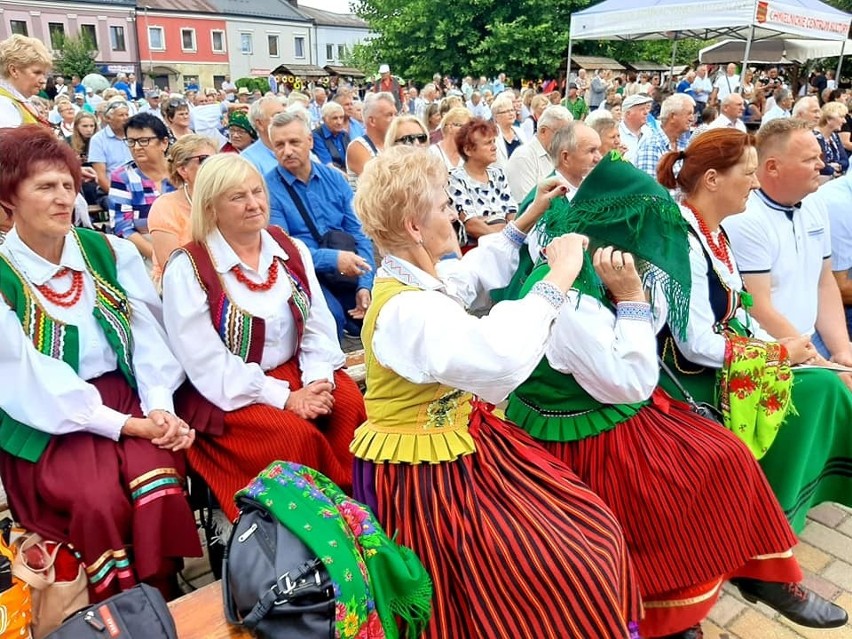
[718,335,795,459]
[238,462,433,639]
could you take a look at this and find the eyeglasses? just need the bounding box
[492,109,515,116]
[186,154,210,164]
[125,136,160,148]
[395,133,428,146]
[168,98,189,109]
[445,122,465,129]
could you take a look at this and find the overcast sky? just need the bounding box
[299,0,355,13]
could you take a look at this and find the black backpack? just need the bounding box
[222,500,336,638]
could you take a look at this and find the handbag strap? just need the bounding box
[658,357,701,407]
[279,175,323,245]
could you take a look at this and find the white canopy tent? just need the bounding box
[566,0,851,86]
[700,38,852,64]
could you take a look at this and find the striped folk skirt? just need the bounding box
[354,401,641,639]
[189,358,365,521]
[0,372,202,602]
[545,390,801,637]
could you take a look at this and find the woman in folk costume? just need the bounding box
[350,145,641,639]
[161,154,364,521]
[0,35,53,128]
[504,152,847,638]
[657,130,852,540]
[0,126,202,601]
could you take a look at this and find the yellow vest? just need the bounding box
[350,277,476,464]
[0,87,39,125]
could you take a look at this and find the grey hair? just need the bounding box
[538,105,573,129]
[269,108,311,138]
[249,95,283,126]
[660,94,695,123]
[321,101,344,119]
[792,96,818,118]
[721,92,744,107]
[587,115,617,137]
[548,122,579,163]
[363,92,396,119]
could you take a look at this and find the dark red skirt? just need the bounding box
[188,359,365,521]
[544,390,799,599]
[0,372,202,602]
[354,401,641,639]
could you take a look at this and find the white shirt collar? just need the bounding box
[531,136,548,159]
[1,228,86,285]
[380,254,445,291]
[205,227,288,275]
[0,79,25,101]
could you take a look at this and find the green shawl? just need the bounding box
[237,462,432,638]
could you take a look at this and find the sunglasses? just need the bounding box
[395,133,428,146]
[187,154,210,164]
[125,136,161,148]
[168,98,189,108]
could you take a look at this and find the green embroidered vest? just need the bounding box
[506,263,647,442]
[0,229,136,462]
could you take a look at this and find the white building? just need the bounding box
[295,5,370,69]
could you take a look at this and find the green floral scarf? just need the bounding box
[238,462,433,638]
[718,335,795,458]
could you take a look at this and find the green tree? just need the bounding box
[52,34,97,79]
[355,0,592,83]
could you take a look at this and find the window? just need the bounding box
[294,36,305,59]
[9,20,27,36]
[268,34,279,57]
[148,26,164,51]
[80,24,98,49]
[213,74,226,89]
[326,44,334,61]
[211,30,225,53]
[240,33,252,54]
[182,75,198,91]
[47,23,65,49]
[338,44,346,61]
[109,25,126,52]
[181,28,196,51]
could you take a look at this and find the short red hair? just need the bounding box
[457,117,498,162]
[657,128,755,195]
[0,125,82,216]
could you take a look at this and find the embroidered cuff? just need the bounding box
[616,301,652,323]
[530,280,567,311]
[502,222,527,247]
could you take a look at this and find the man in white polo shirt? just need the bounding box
[506,105,573,201]
[619,93,652,163]
[723,117,852,367]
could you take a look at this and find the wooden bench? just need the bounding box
[168,581,251,639]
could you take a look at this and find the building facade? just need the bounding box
[0,0,138,77]
[136,0,229,91]
[295,6,369,69]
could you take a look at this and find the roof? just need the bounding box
[296,6,368,28]
[142,0,218,12]
[208,0,310,22]
[570,55,625,70]
[67,0,134,6]
[626,60,671,71]
[324,65,366,78]
[272,63,327,78]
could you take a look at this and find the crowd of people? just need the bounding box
[2,30,852,639]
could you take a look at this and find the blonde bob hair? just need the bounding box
[354,146,447,255]
[191,154,268,242]
[167,134,218,186]
[384,115,429,148]
[820,100,849,126]
[439,107,471,131]
[0,34,52,79]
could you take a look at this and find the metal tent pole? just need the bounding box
[565,34,574,92]
[837,38,847,85]
[669,31,679,91]
[740,24,756,96]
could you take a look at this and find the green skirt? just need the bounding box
[660,367,852,533]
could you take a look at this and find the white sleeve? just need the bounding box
[108,236,186,415]
[372,288,560,404]
[293,238,346,384]
[162,251,291,411]
[722,211,773,274]
[436,226,523,308]
[546,294,659,404]
[0,98,23,128]
[506,151,537,202]
[672,236,727,368]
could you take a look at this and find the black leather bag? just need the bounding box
[280,177,358,289]
[659,359,724,424]
[44,584,176,639]
[222,503,336,639]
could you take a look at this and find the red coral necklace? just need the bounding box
[683,201,733,273]
[35,267,84,307]
[230,258,279,292]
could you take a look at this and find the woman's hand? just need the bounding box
[121,413,196,451]
[778,335,817,365]
[285,381,335,420]
[513,177,568,234]
[593,247,645,303]
[543,233,589,292]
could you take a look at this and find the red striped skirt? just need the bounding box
[354,401,641,639]
[189,358,365,521]
[545,390,800,635]
[0,372,202,602]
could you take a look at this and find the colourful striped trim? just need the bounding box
[135,486,185,509]
[87,547,134,593]
[216,295,254,361]
[128,467,178,490]
[131,476,181,501]
[283,260,310,327]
